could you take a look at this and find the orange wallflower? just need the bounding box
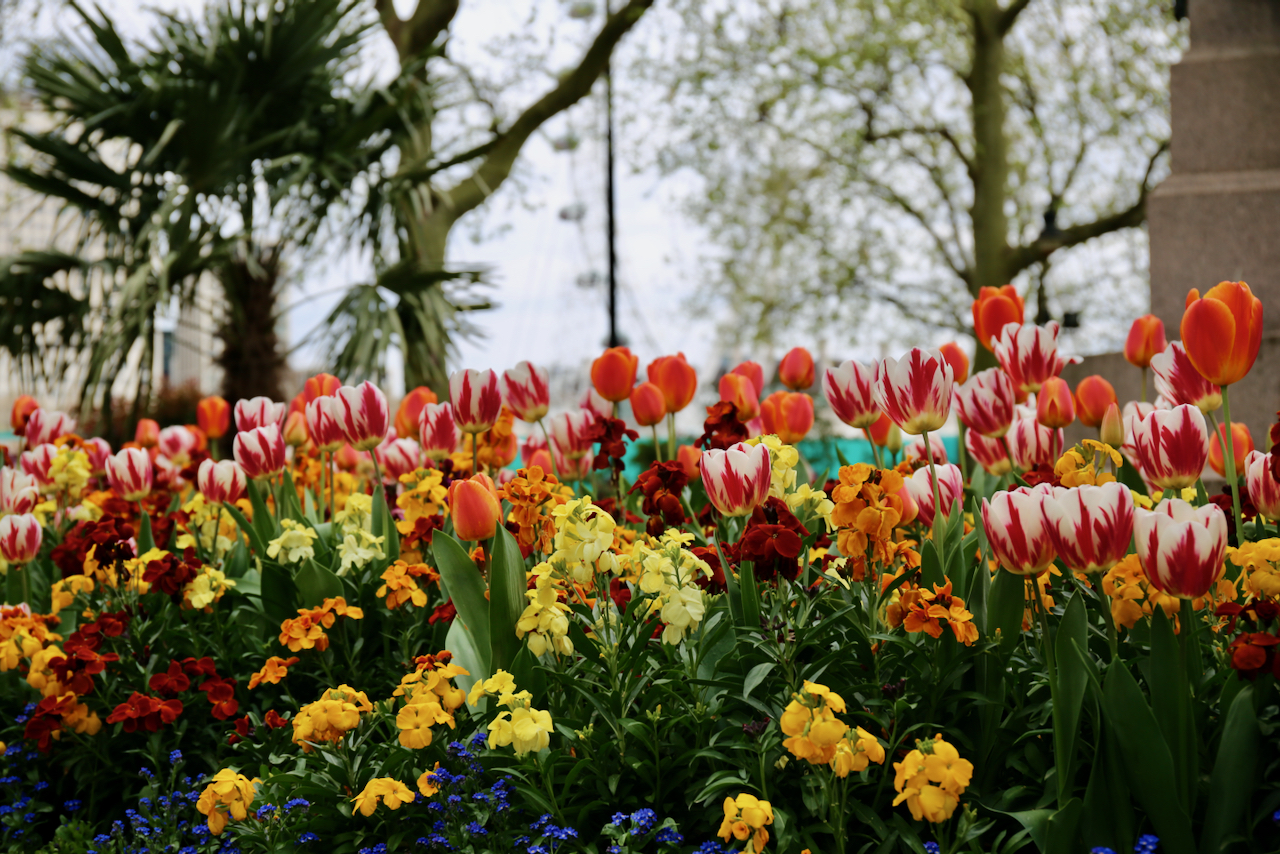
[277,597,364,653]
[377,561,437,609]
[902,581,979,645]
[248,656,300,690]
[500,466,567,555]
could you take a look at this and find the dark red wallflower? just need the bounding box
[181,656,219,679]
[24,694,79,751]
[629,461,689,537]
[200,676,239,720]
[585,416,638,476]
[228,714,253,745]
[736,497,810,582]
[95,609,132,638]
[1210,486,1256,547]
[696,401,749,451]
[106,692,183,733]
[49,645,119,696]
[142,548,201,598]
[412,651,453,671]
[263,709,288,729]
[428,600,457,625]
[402,514,444,550]
[1020,464,1061,489]
[609,576,633,609]
[1227,632,1280,680]
[148,660,191,696]
[51,516,136,578]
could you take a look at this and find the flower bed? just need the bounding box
[1,283,1278,854]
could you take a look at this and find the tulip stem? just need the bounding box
[651,426,662,462]
[1141,367,1148,404]
[921,429,944,552]
[1221,387,1247,543]
[863,428,884,469]
[956,424,968,486]
[472,435,479,478]
[537,420,561,483]
[666,413,677,462]
[370,453,385,499]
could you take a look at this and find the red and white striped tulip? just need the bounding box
[1119,400,1157,469]
[905,434,948,465]
[822,360,880,429]
[0,468,39,515]
[1005,409,1063,471]
[701,442,771,517]
[982,484,1057,575]
[106,448,154,501]
[1041,482,1135,574]
[306,396,346,453]
[1132,404,1209,491]
[1246,451,1280,521]
[1150,342,1222,414]
[450,369,503,434]
[20,445,57,489]
[503,361,551,423]
[419,403,462,461]
[993,321,1080,395]
[966,430,1012,476]
[24,409,76,447]
[233,424,287,480]
[376,438,422,482]
[0,513,42,565]
[84,438,112,475]
[953,368,1016,438]
[1135,498,1228,598]
[197,459,246,505]
[335,382,391,451]
[550,410,597,461]
[872,348,954,435]
[579,386,611,421]
[157,425,199,467]
[902,463,963,528]
[234,397,286,432]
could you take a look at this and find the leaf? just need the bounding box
[1147,608,1190,811]
[278,470,306,521]
[742,662,776,701]
[223,502,267,558]
[294,559,344,608]
[987,569,1028,655]
[919,538,944,588]
[246,479,279,546]
[487,526,527,673]
[137,510,156,554]
[259,562,298,628]
[1199,686,1259,854]
[1044,799,1084,854]
[446,619,486,711]
[372,486,399,565]
[432,531,491,675]
[738,561,762,629]
[508,645,545,706]
[1053,593,1089,804]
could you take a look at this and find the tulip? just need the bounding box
[1132,404,1209,491]
[647,354,698,413]
[306,396,346,453]
[1124,315,1167,369]
[1005,409,1063,471]
[895,483,920,527]
[972,285,1025,351]
[1246,451,1280,521]
[677,444,701,479]
[289,392,306,417]
[965,430,1012,476]
[591,347,639,403]
[630,382,667,428]
[84,438,112,475]
[822,361,879,429]
[866,411,894,448]
[906,434,948,465]
[872,348,953,435]
[982,485,1056,575]
[1209,421,1254,479]
[234,397,286,432]
[448,475,502,542]
[760,392,814,444]
[0,468,39,515]
[157,426,198,467]
[701,442,771,517]
[106,448,154,501]
[1151,342,1221,414]
[377,438,422,482]
[1041,483,1135,574]
[1120,400,1157,468]
[1073,376,1117,429]
[1036,377,1075,429]
[1099,403,1124,448]
[335,382,391,452]
[527,446,555,474]
[0,513,41,565]
[551,443,593,482]
[731,361,765,397]
[953,368,1015,438]
[993,321,1079,395]
[198,459,246,505]
[419,403,462,461]
[304,373,342,403]
[578,387,610,421]
[1181,281,1262,387]
[396,387,439,439]
[938,342,970,385]
[135,418,160,448]
[197,396,231,440]
[502,362,550,423]
[10,395,37,436]
[450,369,503,434]
[718,373,761,422]
[25,409,77,447]
[20,445,56,488]
[233,425,287,480]
[1134,498,1228,598]
[777,347,815,391]
[549,410,596,460]
[283,411,310,448]
[902,463,963,529]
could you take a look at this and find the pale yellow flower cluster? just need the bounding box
[516,562,574,657]
[746,434,799,498]
[267,519,318,565]
[469,670,554,756]
[549,497,620,584]
[636,530,711,646]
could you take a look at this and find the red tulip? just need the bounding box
[0,468,39,515]
[591,347,639,403]
[419,403,461,461]
[0,513,42,565]
[1074,376,1117,429]
[982,484,1056,575]
[700,442,771,517]
[1006,410,1063,471]
[972,285,1025,351]
[630,382,667,428]
[304,373,342,403]
[448,475,502,541]
[25,409,77,447]
[953,368,1015,438]
[335,382,391,452]
[10,395,37,436]
[1150,342,1221,414]
[233,425,287,480]
[396,387,439,439]
[731,361,765,397]
[647,354,698,414]
[719,373,761,422]
[938,342,970,385]
[1209,421,1254,478]
[197,396,231,439]
[106,448,154,501]
[872,348,953,435]
[449,369,503,434]
[135,418,160,448]
[1041,483,1135,574]
[1181,281,1263,386]
[1124,315,1167,369]
[903,463,963,528]
[1246,451,1280,521]
[1036,377,1075,429]
[1132,404,1209,490]
[822,360,879,429]
[760,392,814,444]
[1134,498,1228,598]
[966,430,1012,476]
[234,397,286,433]
[306,396,346,453]
[993,321,1080,395]
[198,459,246,505]
[283,411,309,448]
[777,347,815,391]
[502,362,550,423]
[157,426,198,466]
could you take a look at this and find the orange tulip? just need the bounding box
[184,425,209,452]
[777,347,815,391]
[647,354,698,413]
[1074,376,1117,428]
[304,372,342,404]
[283,411,309,448]
[334,443,361,471]
[938,342,970,385]
[1181,281,1263,386]
[591,347,639,403]
[10,395,38,436]
[866,411,893,447]
[1124,315,1167,369]
[1036,377,1075,429]
[289,392,306,417]
[448,475,502,542]
[630,382,667,428]
[972,285,1025,352]
[718,373,760,422]
[396,386,439,439]
[760,392,815,444]
[676,444,700,479]
[1099,403,1124,448]
[135,418,160,448]
[731,361,765,397]
[196,396,231,439]
[1209,422,1254,478]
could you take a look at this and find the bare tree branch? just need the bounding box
[376,0,460,61]
[998,0,1035,34]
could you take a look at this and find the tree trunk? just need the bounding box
[215,246,288,405]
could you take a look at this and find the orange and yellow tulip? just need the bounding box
[972,285,1024,351]
[938,342,970,385]
[630,382,667,428]
[448,475,502,542]
[777,347,815,391]
[1036,377,1075,429]
[1073,376,1117,429]
[591,347,639,403]
[1123,315,1166,369]
[1209,421,1254,479]
[196,396,231,440]
[1181,281,1263,386]
[718,373,760,422]
[396,387,438,439]
[760,392,814,444]
[647,354,698,414]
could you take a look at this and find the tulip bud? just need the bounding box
[448,475,502,542]
[938,342,970,385]
[731,361,765,398]
[883,422,903,455]
[304,373,342,404]
[676,444,700,479]
[982,485,1056,575]
[25,409,77,447]
[10,395,38,436]
[420,402,462,461]
[1099,403,1124,448]
[760,392,814,444]
[283,411,310,448]
[1124,315,1167,369]
[197,396,231,439]
[1041,483,1135,574]
[502,362,550,423]
[335,382,391,451]
[1132,405,1209,490]
[1134,498,1228,598]
[777,347,815,391]
[823,361,879,429]
[903,464,963,528]
[106,448,154,501]
[1181,281,1263,386]
[0,468,39,515]
[450,369,503,434]
[630,382,667,428]
[396,387,438,439]
[1246,451,1280,521]
[1209,421,1254,479]
[647,354,698,414]
[1036,377,1075,429]
[972,285,1025,352]
[0,513,42,565]
[233,425,287,480]
[134,418,160,448]
[234,397,287,432]
[198,459,246,505]
[591,347,639,403]
[718,373,761,422]
[1072,376,1116,429]
[306,396,346,453]
[873,348,953,435]
[700,442,771,517]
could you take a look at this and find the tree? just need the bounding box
[638,0,1184,362]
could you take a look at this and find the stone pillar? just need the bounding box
[1147,0,1280,440]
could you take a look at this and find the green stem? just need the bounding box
[1141,366,1148,403]
[652,425,662,462]
[863,427,884,468]
[956,423,968,486]
[1221,387,1247,543]
[20,562,30,606]
[1029,577,1064,808]
[471,433,479,478]
[538,420,561,482]
[327,452,336,526]
[922,429,945,553]
[666,413,677,462]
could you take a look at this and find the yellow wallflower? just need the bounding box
[352,778,415,816]
[550,497,619,583]
[184,566,235,610]
[196,769,256,835]
[718,793,774,854]
[267,520,318,565]
[892,734,973,823]
[50,575,94,612]
[746,434,799,497]
[780,681,850,765]
[291,685,372,751]
[831,726,887,777]
[248,656,300,690]
[50,447,91,499]
[337,529,385,576]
